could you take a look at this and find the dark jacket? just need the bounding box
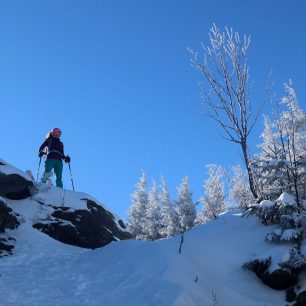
[39,136,65,160]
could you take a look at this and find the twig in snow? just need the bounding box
[212,289,218,306]
[179,234,184,254]
[60,190,66,207]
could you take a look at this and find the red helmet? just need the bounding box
[52,128,62,134]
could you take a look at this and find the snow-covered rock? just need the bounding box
[0,196,20,255]
[33,198,131,249]
[0,160,33,199]
[0,196,19,232]
[0,158,131,251]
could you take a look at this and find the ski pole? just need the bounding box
[68,161,75,191]
[36,152,46,180]
[36,156,42,180]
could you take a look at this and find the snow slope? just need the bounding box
[0,209,284,305]
[0,159,285,305]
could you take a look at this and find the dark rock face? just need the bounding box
[0,198,19,255]
[0,237,15,254]
[0,198,20,233]
[0,172,33,200]
[263,269,297,290]
[286,287,296,302]
[33,199,131,249]
[295,291,306,306]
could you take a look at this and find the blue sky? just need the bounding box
[1,0,306,218]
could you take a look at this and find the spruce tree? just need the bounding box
[229,165,254,209]
[146,181,162,240]
[127,172,148,239]
[159,177,180,238]
[176,176,196,233]
[199,164,228,223]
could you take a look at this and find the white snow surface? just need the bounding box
[259,199,274,208]
[0,159,32,180]
[0,159,286,305]
[0,211,285,305]
[277,192,296,205]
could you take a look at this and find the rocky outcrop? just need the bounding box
[0,159,131,252]
[33,199,131,249]
[0,172,33,200]
[243,257,297,290]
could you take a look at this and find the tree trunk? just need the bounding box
[241,140,258,200]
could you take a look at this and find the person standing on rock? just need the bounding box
[38,128,71,188]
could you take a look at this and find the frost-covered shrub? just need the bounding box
[280,229,302,242]
[243,257,271,279]
[265,230,282,243]
[265,229,302,244]
[244,193,299,226]
[280,247,306,273]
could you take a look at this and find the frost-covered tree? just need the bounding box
[244,83,306,293]
[176,176,196,233]
[199,164,228,222]
[159,177,180,238]
[229,165,254,209]
[254,81,306,205]
[258,116,279,160]
[253,116,289,200]
[278,81,306,204]
[145,181,162,240]
[127,172,148,239]
[189,24,264,199]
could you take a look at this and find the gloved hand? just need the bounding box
[38,151,45,158]
[64,156,71,163]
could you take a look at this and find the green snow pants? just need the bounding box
[42,159,63,188]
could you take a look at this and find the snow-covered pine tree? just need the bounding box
[127,172,148,239]
[229,165,254,209]
[176,176,196,233]
[145,181,162,240]
[199,164,228,223]
[253,81,306,205]
[253,115,284,200]
[159,177,180,238]
[278,81,306,204]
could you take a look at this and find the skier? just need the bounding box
[38,128,71,188]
